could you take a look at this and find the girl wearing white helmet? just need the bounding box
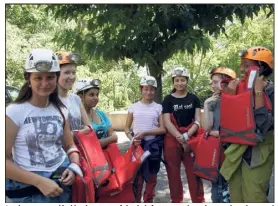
[56,51,91,134]
[162,66,205,203]
[124,75,166,203]
[73,79,118,147]
[6,49,81,203]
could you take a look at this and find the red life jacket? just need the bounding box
[72,155,95,203]
[169,113,224,182]
[236,66,272,111]
[96,183,135,203]
[169,113,204,153]
[96,143,147,197]
[192,134,225,183]
[73,130,111,187]
[220,66,272,145]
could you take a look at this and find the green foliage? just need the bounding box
[5,5,76,87]
[6,5,274,109]
[48,4,272,102]
[76,58,141,112]
[207,9,274,77]
[162,9,274,105]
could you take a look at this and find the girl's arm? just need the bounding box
[163,113,182,138]
[124,112,134,140]
[187,108,201,137]
[203,103,214,132]
[62,119,80,165]
[99,126,118,148]
[79,103,91,134]
[209,130,220,137]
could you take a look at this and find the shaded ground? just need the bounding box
[153,162,212,203]
[116,132,212,203]
[116,131,274,203]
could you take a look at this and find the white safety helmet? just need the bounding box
[73,78,101,94]
[24,49,60,73]
[140,75,157,88]
[171,66,190,78]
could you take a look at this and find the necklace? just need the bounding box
[28,98,49,108]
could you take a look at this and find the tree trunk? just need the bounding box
[148,62,163,104]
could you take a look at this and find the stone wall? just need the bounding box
[107,110,205,131]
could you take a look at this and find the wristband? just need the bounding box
[255,90,263,96]
[70,160,81,167]
[66,147,80,156]
[68,162,83,177]
[67,150,80,157]
[194,120,201,128]
[182,132,189,141]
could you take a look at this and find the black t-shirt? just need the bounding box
[162,93,200,127]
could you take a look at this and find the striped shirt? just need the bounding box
[128,101,162,141]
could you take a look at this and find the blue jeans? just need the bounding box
[211,175,230,203]
[7,184,71,203]
[211,182,221,203]
[6,158,72,203]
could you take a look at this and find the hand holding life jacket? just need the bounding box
[170,113,204,138]
[72,129,104,203]
[169,113,204,152]
[73,129,111,187]
[219,66,272,145]
[72,155,95,203]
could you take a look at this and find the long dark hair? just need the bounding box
[14,72,66,127]
[260,61,273,77]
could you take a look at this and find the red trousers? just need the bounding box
[136,174,157,203]
[164,134,205,203]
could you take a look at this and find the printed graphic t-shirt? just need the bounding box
[90,110,112,139]
[128,101,162,141]
[162,93,200,127]
[6,102,68,172]
[60,93,82,131]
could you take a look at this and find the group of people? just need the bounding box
[5,46,274,203]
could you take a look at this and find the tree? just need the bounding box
[76,58,141,112]
[162,8,273,106]
[47,4,272,103]
[5,5,64,87]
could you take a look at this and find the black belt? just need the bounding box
[6,186,42,199]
